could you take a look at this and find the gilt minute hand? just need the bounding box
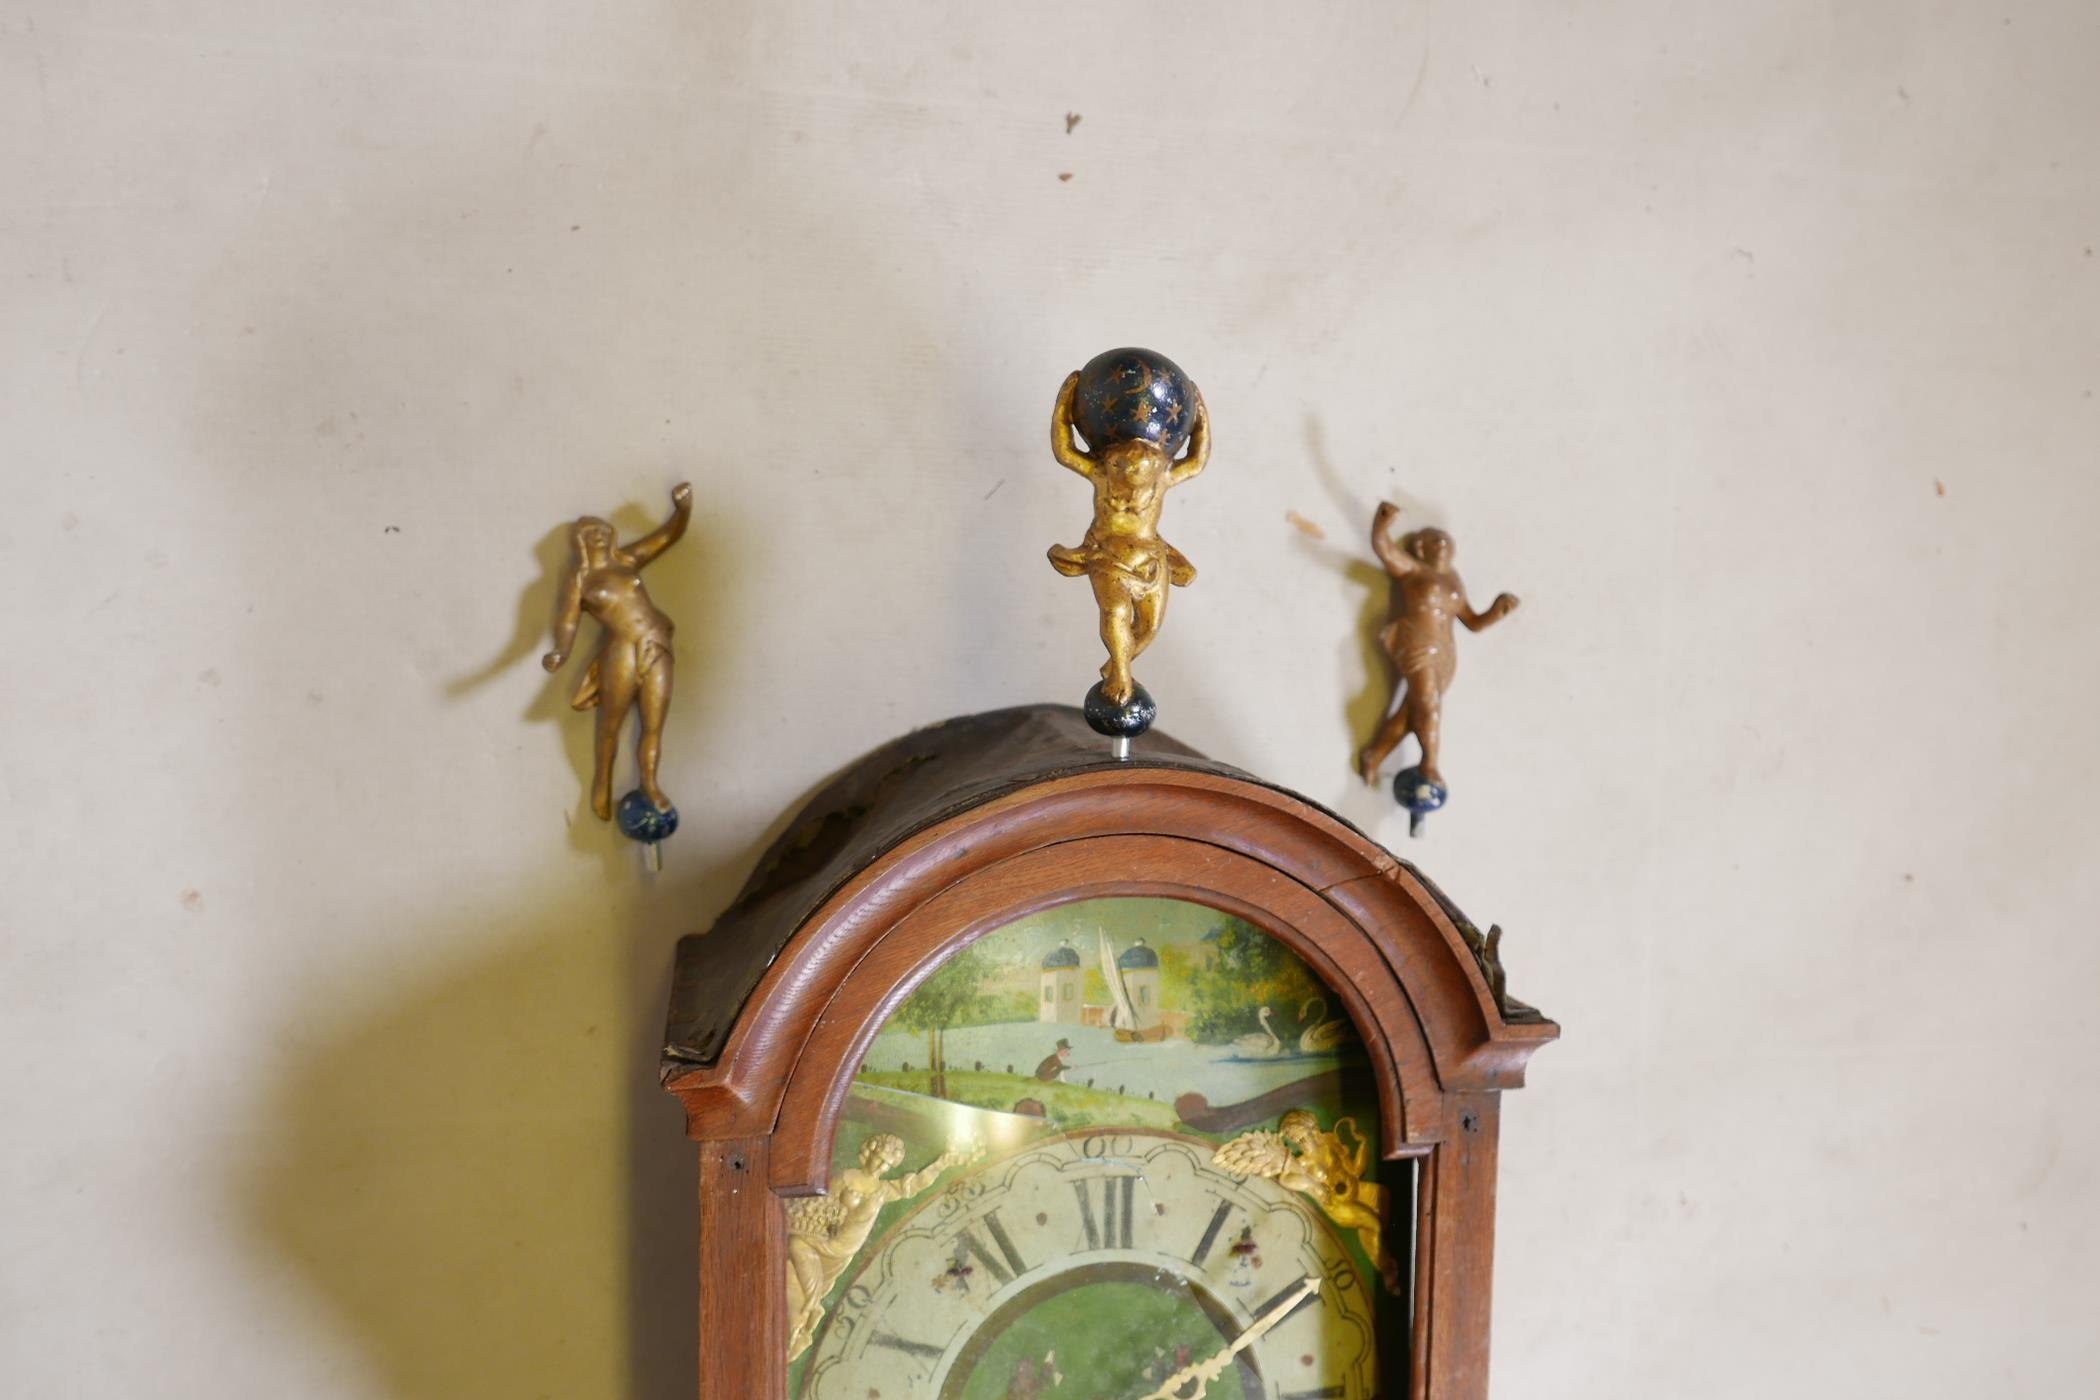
[1132,1275,1321,1400]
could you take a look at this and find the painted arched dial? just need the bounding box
[786,897,1410,1400]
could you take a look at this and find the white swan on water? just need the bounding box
[1231,1005,1284,1058]
[1297,995,1349,1055]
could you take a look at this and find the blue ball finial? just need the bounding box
[616,789,679,845]
[1073,347,1196,457]
[1083,680,1157,739]
[1392,766,1447,837]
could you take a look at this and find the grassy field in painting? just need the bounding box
[856,1069,1185,1132]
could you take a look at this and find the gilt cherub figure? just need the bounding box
[1358,501,1518,833]
[1213,1109,1399,1293]
[784,1133,982,1360]
[543,482,692,843]
[1047,348,1209,739]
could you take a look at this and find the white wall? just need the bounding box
[5,2,2096,1395]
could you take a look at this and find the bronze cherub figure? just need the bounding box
[1358,501,1518,832]
[543,482,691,844]
[784,1133,981,1361]
[1046,348,1209,740]
[1212,1109,1400,1293]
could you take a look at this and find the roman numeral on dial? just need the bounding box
[869,1331,945,1364]
[1074,1175,1137,1251]
[1189,1197,1235,1267]
[1251,1278,1323,1330]
[955,1208,1029,1285]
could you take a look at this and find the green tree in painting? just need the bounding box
[890,943,995,1099]
[982,988,1040,1023]
[1157,941,1196,1011]
[1185,916,1325,1045]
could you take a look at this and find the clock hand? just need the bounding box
[1132,1274,1321,1400]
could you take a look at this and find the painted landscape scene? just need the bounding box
[841,897,1371,1150]
[800,897,1396,1400]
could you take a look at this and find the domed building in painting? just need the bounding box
[1117,938,1162,1030]
[1039,939,1083,1024]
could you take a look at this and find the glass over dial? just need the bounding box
[786,898,1410,1400]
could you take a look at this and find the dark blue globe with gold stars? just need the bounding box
[617,788,679,844]
[1074,347,1197,457]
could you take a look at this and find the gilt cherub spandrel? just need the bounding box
[1213,1109,1400,1293]
[543,482,691,837]
[784,1133,981,1361]
[1047,348,1209,736]
[1358,501,1518,830]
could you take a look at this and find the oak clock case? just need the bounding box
[662,706,1556,1400]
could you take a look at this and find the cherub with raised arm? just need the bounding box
[1046,358,1209,708]
[784,1133,982,1361]
[542,482,692,822]
[1358,501,1518,789]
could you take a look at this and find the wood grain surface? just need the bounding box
[663,704,1556,1400]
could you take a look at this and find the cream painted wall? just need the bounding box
[5,2,2097,1395]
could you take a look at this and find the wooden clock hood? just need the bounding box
[660,703,1557,1398]
[662,703,1554,1157]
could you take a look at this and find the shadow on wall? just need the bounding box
[236,525,758,1398]
[222,42,939,1400]
[244,882,670,1399]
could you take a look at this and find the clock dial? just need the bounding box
[787,898,1407,1400]
[803,1130,1376,1400]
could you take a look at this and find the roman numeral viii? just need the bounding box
[1074,1175,1137,1251]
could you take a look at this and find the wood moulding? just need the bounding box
[661,704,1557,1400]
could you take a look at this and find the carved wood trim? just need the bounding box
[665,767,1556,1148]
[664,715,1556,1400]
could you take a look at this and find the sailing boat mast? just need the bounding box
[1098,927,1139,1031]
